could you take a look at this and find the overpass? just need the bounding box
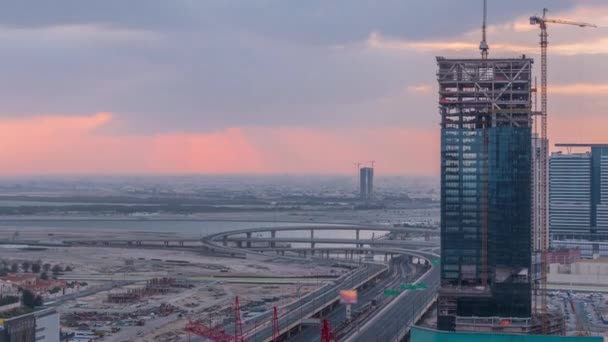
[65,224,438,249]
[198,225,440,342]
[343,252,439,342]
[58,222,440,342]
[222,236,437,249]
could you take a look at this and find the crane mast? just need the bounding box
[480,0,489,59]
[479,0,490,287]
[529,8,596,333]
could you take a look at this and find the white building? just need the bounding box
[34,308,60,342]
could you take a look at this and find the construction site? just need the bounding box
[106,278,192,304]
[0,2,605,342]
[434,0,602,339]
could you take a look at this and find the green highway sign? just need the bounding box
[431,259,440,265]
[400,283,428,291]
[383,289,401,296]
[415,283,428,290]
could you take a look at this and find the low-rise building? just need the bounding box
[0,281,18,297]
[0,274,36,288]
[547,248,581,264]
[22,280,67,297]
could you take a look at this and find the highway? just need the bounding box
[241,262,387,342]
[206,224,438,237]
[343,254,440,342]
[224,236,437,248]
[288,255,423,342]
[63,224,438,247]
[195,225,440,342]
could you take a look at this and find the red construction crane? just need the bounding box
[321,319,336,342]
[184,296,245,342]
[185,321,233,342]
[272,306,281,342]
[234,296,244,342]
[529,8,596,332]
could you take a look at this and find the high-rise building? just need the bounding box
[359,167,374,200]
[437,56,533,331]
[550,144,608,257]
[532,133,547,252]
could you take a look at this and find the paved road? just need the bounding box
[288,256,420,342]
[346,264,440,341]
[225,237,437,248]
[189,225,438,342]
[242,263,387,342]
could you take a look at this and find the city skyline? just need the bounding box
[2,1,608,175]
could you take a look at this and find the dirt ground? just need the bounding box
[0,229,345,342]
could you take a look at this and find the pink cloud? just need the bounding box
[0,113,266,174]
[0,113,440,175]
[407,84,433,93]
[250,126,439,174]
[551,83,608,95]
[5,112,602,176]
[549,115,608,147]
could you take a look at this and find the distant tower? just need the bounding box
[359,167,374,200]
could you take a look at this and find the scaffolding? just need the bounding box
[106,277,190,303]
[437,56,534,331]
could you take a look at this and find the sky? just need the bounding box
[2,0,608,175]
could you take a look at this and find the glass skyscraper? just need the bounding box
[437,57,533,331]
[550,144,608,257]
[549,153,592,233]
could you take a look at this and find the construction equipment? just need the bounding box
[479,0,490,288]
[479,0,489,58]
[234,296,244,342]
[321,319,336,342]
[185,321,234,342]
[529,8,596,332]
[272,306,280,342]
[185,296,245,342]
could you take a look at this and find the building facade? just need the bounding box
[359,167,374,200]
[34,308,59,342]
[437,57,533,331]
[550,144,608,257]
[0,308,59,342]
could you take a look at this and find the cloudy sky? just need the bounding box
[2,0,607,175]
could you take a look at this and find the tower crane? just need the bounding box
[479,0,490,288]
[480,0,489,59]
[529,8,596,331]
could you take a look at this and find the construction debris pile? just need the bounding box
[106,277,192,303]
[62,303,181,328]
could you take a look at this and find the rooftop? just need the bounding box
[555,143,608,148]
[0,274,37,283]
[436,55,533,62]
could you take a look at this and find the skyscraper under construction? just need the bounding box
[437,56,535,331]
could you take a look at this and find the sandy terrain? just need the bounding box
[0,229,345,342]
